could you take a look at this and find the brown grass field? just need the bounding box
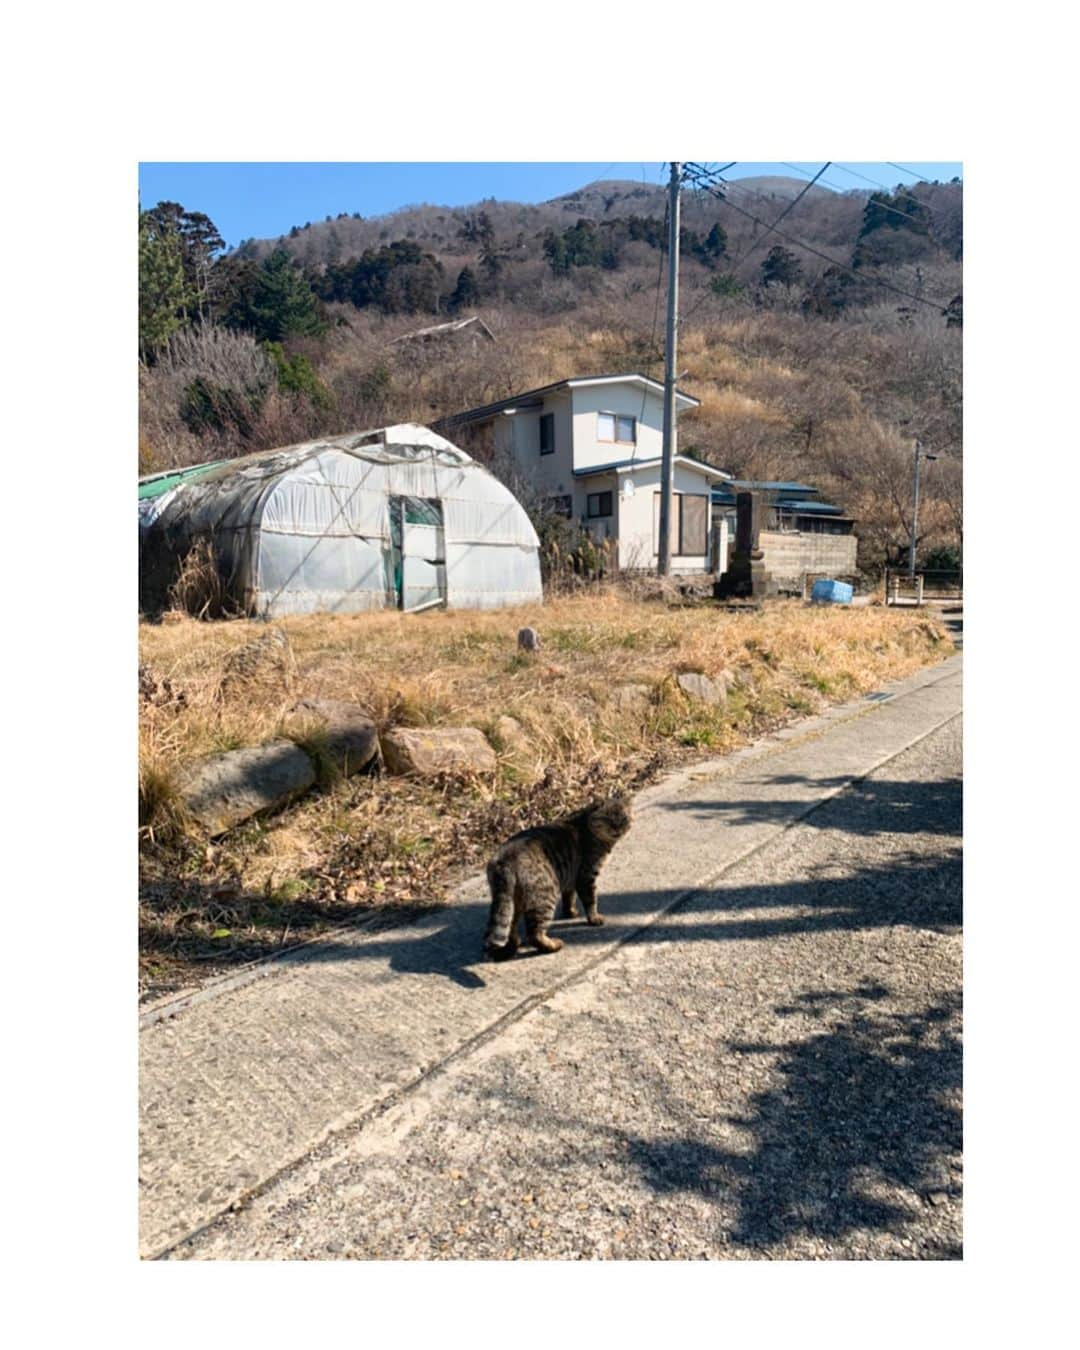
[138,592,953,1000]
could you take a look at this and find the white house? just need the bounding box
[435,373,730,574]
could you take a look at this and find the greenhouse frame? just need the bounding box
[139,424,543,617]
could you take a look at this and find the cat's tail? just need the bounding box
[484,858,517,957]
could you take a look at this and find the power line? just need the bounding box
[677,161,829,325]
[730,162,831,268]
[781,162,937,231]
[677,173,726,327]
[832,163,909,191]
[887,162,956,185]
[684,164,957,312]
[670,164,726,325]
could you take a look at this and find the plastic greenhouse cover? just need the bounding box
[140,425,542,616]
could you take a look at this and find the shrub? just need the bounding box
[263,342,334,411]
[180,375,259,438]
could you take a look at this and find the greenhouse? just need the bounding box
[139,424,543,617]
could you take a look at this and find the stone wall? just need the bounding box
[757,530,859,592]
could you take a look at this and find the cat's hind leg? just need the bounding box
[525,875,564,953]
[485,861,522,959]
[560,889,579,919]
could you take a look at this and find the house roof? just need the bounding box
[575,455,729,481]
[713,480,819,497]
[433,373,701,427]
[711,479,853,518]
[778,500,844,515]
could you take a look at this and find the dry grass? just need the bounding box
[165,539,233,620]
[138,593,953,998]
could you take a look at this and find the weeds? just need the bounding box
[166,538,232,620]
[139,595,952,996]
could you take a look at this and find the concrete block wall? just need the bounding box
[757,530,859,591]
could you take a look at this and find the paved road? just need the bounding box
[142,651,962,1260]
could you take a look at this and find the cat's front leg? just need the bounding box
[560,889,579,919]
[577,875,604,926]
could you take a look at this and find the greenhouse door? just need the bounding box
[393,496,447,612]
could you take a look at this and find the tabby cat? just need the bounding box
[483,795,632,960]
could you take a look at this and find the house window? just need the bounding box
[539,412,554,455]
[597,412,636,444]
[587,491,613,518]
[548,494,573,518]
[652,492,708,555]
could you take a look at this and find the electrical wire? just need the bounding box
[676,161,830,324]
[887,162,940,184]
[729,161,831,268]
[832,163,911,191]
[683,164,956,312]
[780,162,936,231]
[677,169,727,325]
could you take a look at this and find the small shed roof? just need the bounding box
[390,315,496,345]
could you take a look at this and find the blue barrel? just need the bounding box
[810,579,854,605]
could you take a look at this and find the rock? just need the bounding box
[176,741,317,836]
[676,672,725,706]
[492,715,526,750]
[380,726,497,778]
[517,627,542,652]
[611,684,653,712]
[283,699,379,778]
[220,628,293,693]
[139,661,187,708]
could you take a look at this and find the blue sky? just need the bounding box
[137,162,963,250]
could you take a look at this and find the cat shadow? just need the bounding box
[381,912,602,988]
[381,922,489,989]
[286,898,602,990]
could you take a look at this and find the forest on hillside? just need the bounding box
[138,173,962,569]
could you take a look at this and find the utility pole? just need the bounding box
[908,440,937,581]
[658,161,680,576]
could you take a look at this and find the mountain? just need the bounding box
[721,174,834,199]
[141,174,962,565]
[231,173,875,271]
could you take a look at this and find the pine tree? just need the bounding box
[245,249,326,342]
[142,201,225,319]
[760,245,802,288]
[139,210,191,358]
[702,222,728,264]
[859,190,930,239]
[450,267,479,311]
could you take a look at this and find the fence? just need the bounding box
[884,568,963,606]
